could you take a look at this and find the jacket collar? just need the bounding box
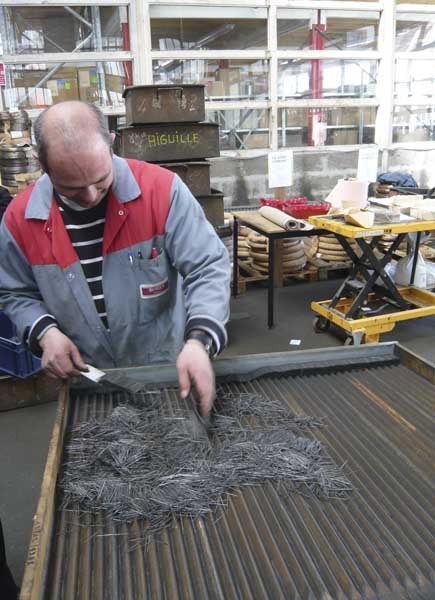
[25,154,141,220]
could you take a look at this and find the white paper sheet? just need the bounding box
[268,150,293,189]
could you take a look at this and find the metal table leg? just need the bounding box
[410,231,422,285]
[268,236,275,328]
[232,216,239,298]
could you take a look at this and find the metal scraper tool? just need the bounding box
[81,364,146,394]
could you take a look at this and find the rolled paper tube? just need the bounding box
[259,206,314,231]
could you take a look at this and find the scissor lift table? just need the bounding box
[308,214,435,344]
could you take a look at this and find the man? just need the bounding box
[0,101,230,415]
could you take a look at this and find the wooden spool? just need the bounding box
[252,254,307,273]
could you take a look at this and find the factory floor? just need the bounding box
[1,278,435,587]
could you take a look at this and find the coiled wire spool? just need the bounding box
[0,143,39,188]
[9,110,31,131]
[248,233,307,273]
[0,111,11,134]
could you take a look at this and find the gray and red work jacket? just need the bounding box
[0,155,230,367]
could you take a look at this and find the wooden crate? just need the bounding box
[0,372,61,412]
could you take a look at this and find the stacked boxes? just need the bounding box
[8,66,125,109]
[0,109,41,195]
[117,84,224,227]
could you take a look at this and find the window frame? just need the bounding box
[0,0,434,153]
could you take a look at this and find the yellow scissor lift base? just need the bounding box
[312,286,435,345]
[308,215,435,345]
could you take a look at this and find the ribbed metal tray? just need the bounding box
[21,344,435,600]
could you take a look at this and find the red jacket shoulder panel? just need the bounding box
[3,183,47,264]
[128,159,174,234]
[4,160,175,263]
[104,160,174,254]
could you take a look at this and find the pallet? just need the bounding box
[237,259,267,293]
[306,258,351,281]
[237,257,350,293]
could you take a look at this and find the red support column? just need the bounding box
[308,12,325,146]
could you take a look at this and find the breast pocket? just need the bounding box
[134,248,171,323]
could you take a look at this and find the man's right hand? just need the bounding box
[39,327,88,379]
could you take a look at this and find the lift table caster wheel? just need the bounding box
[344,337,354,346]
[313,316,331,333]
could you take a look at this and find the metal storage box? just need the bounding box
[116,122,220,162]
[160,161,210,196]
[196,188,224,227]
[123,85,205,125]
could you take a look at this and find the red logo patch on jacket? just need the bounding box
[140,279,169,299]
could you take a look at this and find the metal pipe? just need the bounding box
[63,6,92,30]
[0,7,14,95]
[18,32,94,108]
[155,24,235,73]
[20,30,65,54]
[91,6,108,106]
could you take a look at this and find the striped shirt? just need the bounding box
[56,194,109,329]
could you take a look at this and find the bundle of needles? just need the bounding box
[60,388,352,537]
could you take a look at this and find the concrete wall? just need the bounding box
[387,148,435,189]
[211,148,361,208]
[210,146,433,208]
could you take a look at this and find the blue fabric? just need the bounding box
[377,171,418,187]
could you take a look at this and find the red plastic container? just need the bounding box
[284,197,307,207]
[259,198,286,210]
[260,196,308,211]
[283,202,330,220]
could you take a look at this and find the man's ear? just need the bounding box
[33,151,46,174]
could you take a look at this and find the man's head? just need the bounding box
[34,101,115,208]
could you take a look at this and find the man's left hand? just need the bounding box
[176,339,215,417]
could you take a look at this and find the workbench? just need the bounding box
[231,211,324,328]
[309,214,435,344]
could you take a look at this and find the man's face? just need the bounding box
[47,138,114,209]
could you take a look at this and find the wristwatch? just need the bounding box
[186,329,214,357]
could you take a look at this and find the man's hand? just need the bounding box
[39,327,88,379]
[176,339,215,417]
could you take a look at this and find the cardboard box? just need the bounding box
[243,132,269,149]
[9,67,80,108]
[48,77,79,103]
[218,68,241,96]
[207,81,225,98]
[78,67,99,103]
[328,129,359,145]
[105,73,124,95]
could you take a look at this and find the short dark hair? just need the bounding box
[33,102,112,173]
